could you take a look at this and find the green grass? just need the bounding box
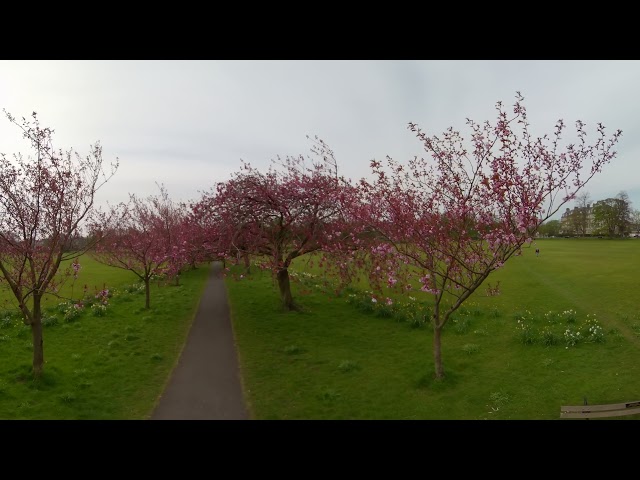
[226,239,640,419]
[468,238,640,342]
[0,254,141,312]
[0,258,209,419]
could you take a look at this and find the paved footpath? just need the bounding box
[150,262,249,420]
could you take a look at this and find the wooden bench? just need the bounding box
[560,400,640,419]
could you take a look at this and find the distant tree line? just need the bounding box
[538,191,640,237]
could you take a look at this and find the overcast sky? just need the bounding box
[1,60,638,219]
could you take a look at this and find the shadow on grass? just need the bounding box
[415,368,461,391]
[10,364,60,390]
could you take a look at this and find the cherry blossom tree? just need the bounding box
[90,184,182,309]
[210,140,357,310]
[0,110,118,377]
[153,194,190,285]
[187,194,228,268]
[167,212,203,276]
[359,93,622,379]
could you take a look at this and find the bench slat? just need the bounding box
[561,400,640,413]
[560,406,640,419]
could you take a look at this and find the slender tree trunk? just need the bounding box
[433,324,444,379]
[31,294,44,378]
[243,252,250,274]
[276,268,295,310]
[433,304,444,379]
[145,278,151,309]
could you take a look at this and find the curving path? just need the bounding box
[150,262,249,420]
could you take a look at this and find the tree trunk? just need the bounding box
[145,278,151,309]
[433,324,444,379]
[243,252,250,274]
[31,294,44,378]
[276,268,295,310]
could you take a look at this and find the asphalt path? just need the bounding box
[150,262,249,420]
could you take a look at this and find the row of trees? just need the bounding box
[0,111,208,377]
[187,93,622,379]
[0,93,623,380]
[540,191,640,237]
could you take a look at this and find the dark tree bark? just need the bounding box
[31,293,44,377]
[277,268,295,310]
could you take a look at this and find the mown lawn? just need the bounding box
[0,256,209,419]
[226,238,640,419]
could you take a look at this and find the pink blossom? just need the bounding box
[358,94,621,380]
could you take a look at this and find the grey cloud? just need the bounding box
[1,60,638,217]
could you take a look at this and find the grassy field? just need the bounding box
[0,255,209,419]
[226,238,640,419]
[0,255,141,312]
